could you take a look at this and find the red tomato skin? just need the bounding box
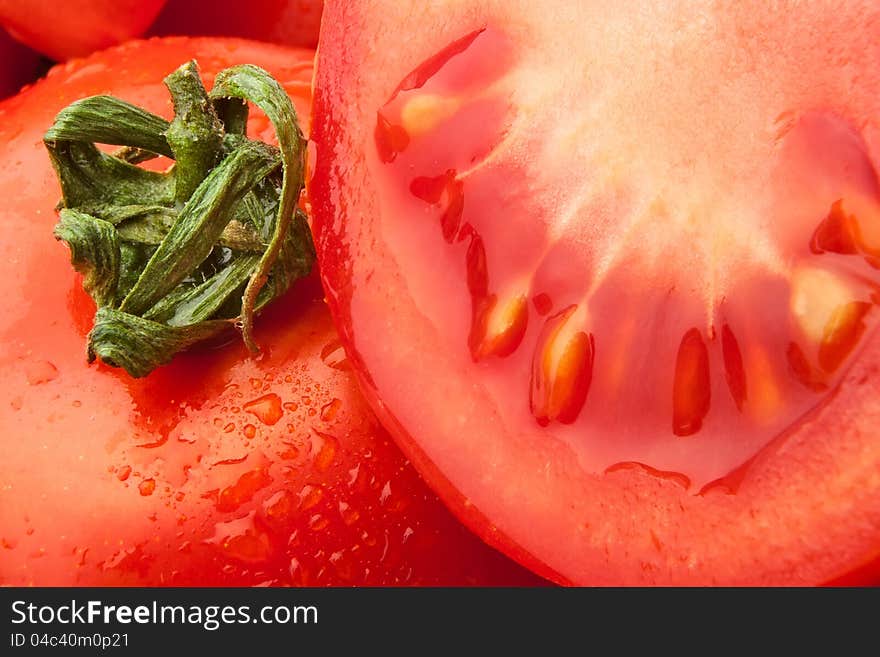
[151,0,323,50]
[309,0,880,586]
[0,37,546,587]
[0,27,42,99]
[0,0,167,60]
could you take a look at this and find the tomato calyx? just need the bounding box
[44,60,314,377]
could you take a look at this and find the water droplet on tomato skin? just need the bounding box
[243,393,283,425]
[530,305,594,426]
[116,465,132,482]
[262,490,296,524]
[138,478,156,496]
[298,484,324,512]
[672,328,711,437]
[205,512,273,565]
[338,502,361,526]
[320,340,350,370]
[320,398,342,422]
[25,360,58,385]
[311,430,339,471]
[242,424,257,439]
[215,468,273,513]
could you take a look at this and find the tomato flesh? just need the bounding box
[311,0,880,584]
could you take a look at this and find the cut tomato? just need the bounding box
[0,37,544,586]
[311,0,880,584]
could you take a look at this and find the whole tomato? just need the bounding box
[0,0,167,60]
[152,0,323,49]
[0,27,42,99]
[0,36,545,586]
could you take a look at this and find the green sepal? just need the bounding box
[88,307,230,378]
[53,209,120,308]
[209,64,311,351]
[45,60,314,379]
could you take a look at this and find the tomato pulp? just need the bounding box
[311,0,880,584]
[0,37,545,586]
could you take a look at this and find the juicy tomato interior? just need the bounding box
[0,37,545,586]
[311,0,880,584]
[372,27,880,491]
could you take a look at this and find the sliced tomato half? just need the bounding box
[310,0,880,584]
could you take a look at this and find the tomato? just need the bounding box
[0,37,545,586]
[310,0,880,585]
[0,27,43,99]
[0,0,167,60]
[152,0,323,50]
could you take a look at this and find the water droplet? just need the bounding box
[379,481,392,505]
[309,514,330,531]
[312,431,339,471]
[138,478,156,496]
[242,424,257,439]
[263,490,295,522]
[206,511,273,564]
[339,501,360,526]
[116,465,132,482]
[25,360,58,385]
[244,393,284,425]
[320,340,350,370]
[223,422,235,433]
[215,468,273,512]
[298,484,324,511]
[288,557,309,586]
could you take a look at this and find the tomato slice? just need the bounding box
[311,0,880,584]
[0,37,544,586]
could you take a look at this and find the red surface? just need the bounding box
[310,0,880,584]
[152,0,323,49]
[0,0,167,60]
[0,37,546,586]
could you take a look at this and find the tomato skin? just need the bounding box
[310,0,880,585]
[0,37,545,586]
[0,27,42,99]
[152,0,323,49]
[0,0,167,60]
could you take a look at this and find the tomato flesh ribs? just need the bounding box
[311,1,880,584]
